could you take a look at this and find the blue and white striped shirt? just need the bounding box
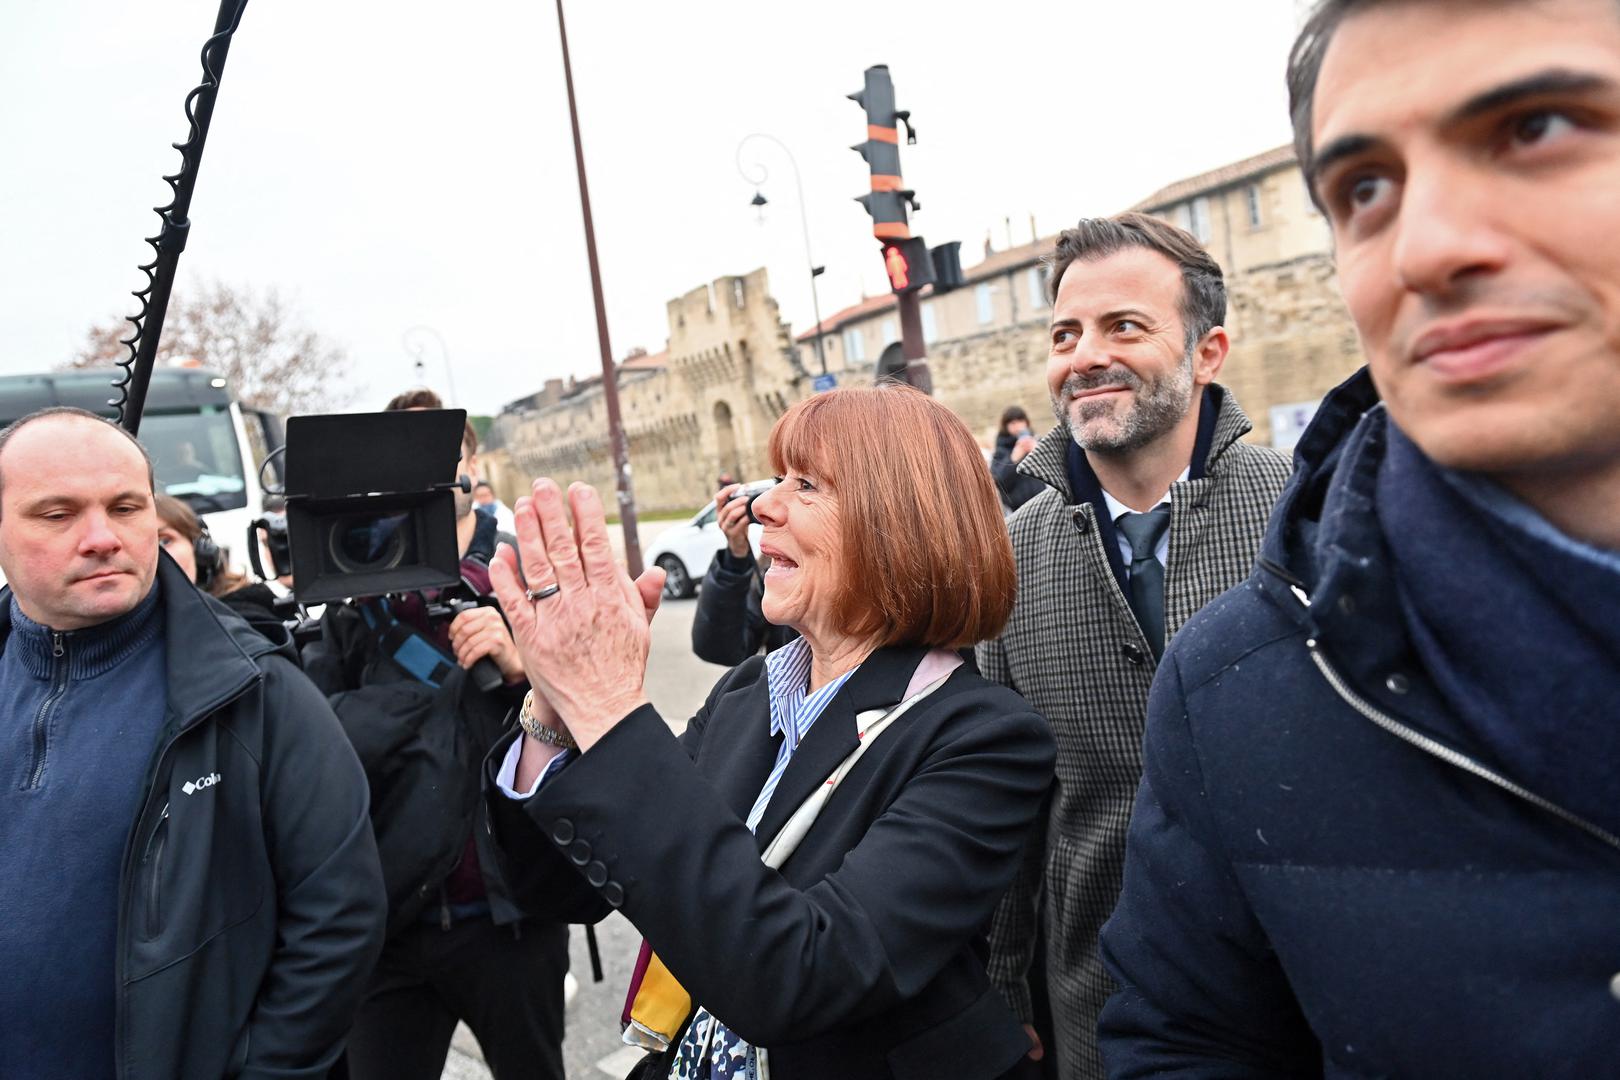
[672,637,860,1080]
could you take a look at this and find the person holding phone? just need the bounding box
[691,480,797,666]
[990,406,1046,513]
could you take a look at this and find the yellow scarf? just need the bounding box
[626,951,689,1049]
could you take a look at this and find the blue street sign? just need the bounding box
[812,373,838,393]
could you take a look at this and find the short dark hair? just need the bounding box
[1286,0,1582,208]
[1046,212,1226,347]
[999,405,1029,433]
[1288,0,1368,205]
[384,387,477,455]
[385,387,444,411]
[0,407,155,517]
[474,480,493,493]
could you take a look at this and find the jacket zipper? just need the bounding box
[25,632,69,790]
[1304,638,1620,853]
[115,673,262,1079]
[143,803,170,938]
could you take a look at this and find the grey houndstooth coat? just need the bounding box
[977,386,1291,1080]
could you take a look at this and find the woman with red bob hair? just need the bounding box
[486,384,1054,1080]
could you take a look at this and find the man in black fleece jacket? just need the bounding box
[0,408,386,1080]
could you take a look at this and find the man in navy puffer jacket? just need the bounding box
[1099,1,1620,1075]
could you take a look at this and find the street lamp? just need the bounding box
[736,133,829,377]
[402,324,460,406]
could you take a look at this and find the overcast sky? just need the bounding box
[2,0,1304,416]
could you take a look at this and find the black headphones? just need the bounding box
[193,522,224,591]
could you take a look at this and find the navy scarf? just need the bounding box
[1378,422,1620,839]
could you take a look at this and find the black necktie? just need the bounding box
[1116,506,1171,659]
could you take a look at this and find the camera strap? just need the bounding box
[359,598,457,689]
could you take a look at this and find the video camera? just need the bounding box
[247,509,293,580]
[251,408,504,692]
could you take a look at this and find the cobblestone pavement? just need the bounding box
[444,569,732,1078]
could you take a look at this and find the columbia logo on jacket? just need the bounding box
[182,773,222,796]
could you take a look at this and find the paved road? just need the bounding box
[444,544,733,1079]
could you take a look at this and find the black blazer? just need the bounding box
[485,644,1055,1080]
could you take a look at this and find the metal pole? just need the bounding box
[737,133,828,376]
[553,0,642,577]
[896,289,932,394]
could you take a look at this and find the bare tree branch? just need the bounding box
[68,280,355,414]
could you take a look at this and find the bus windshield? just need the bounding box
[142,406,248,511]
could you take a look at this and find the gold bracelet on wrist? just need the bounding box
[518,691,578,751]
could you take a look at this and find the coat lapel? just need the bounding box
[1069,499,1140,635]
[699,675,781,824]
[749,645,929,851]
[1018,425,1078,498]
[1164,476,1214,635]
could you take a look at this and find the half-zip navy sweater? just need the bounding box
[0,587,167,1080]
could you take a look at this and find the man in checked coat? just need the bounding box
[978,212,1291,1080]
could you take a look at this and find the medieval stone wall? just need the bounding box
[1222,252,1365,444]
[926,320,1055,442]
[487,268,804,515]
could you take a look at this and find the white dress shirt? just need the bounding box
[495,739,571,799]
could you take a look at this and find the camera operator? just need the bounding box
[301,391,567,1080]
[690,481,798,666]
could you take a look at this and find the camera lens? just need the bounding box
[328,512,411,574]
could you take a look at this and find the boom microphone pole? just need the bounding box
[114,0,250,435]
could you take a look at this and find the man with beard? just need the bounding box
[978,213,1291,1080]
[302,391,569,1080]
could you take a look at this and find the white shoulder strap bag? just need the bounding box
[749,660,959,1079]
[758,667,955,870]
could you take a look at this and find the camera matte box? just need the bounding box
[283,409,468,603]
[284,410,467,499]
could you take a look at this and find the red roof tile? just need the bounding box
[796,292,897,341]
[618,348,668,372]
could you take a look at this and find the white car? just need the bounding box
[646,496,764,599]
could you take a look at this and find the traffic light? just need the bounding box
[854,190,916,241]
[880,238,935,294]
[929,241,964,292]
[849,67,958,308]
[850,65,918,240]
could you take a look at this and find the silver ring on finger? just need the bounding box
[525,583,562,602]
